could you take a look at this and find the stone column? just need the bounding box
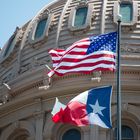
[138,125,140,140]
[99,128,106,140]
[34,113,44,140]
[27,136,34,140]
[82,126,90,140]
[33,98,44,140]
[90,125,99,140]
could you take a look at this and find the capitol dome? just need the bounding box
[0,0,140,140]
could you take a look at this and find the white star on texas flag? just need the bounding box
[89,100,106,116]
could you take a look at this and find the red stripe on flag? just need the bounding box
[57,61,116,70]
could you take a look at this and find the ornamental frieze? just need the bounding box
[121,45,140,54]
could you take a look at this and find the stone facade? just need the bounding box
[0,0,140,140]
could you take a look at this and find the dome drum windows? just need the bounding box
[7,129,30,140]
[0,27,23,64]
[112,118,138,140]
[68,2,93,32]
[29,12,52,44]
[120,3,133,23]
[53,124,85,140]
[3,35,15,57]
[62,129,81,140]
[73,7,88,27]
[114,125,135,140]
[34,18,48,40]
[113,1,138,27]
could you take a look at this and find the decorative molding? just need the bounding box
[138,10,140,21]
[121,45,140,53]
[0,68,140,105]
[108,10,113,21]
[19,56,50,74]
[78,0,88,6]
[39,76,51,90]
[14,121,20,129]
[1,68,19,83]
[11,80,43,97]
[33,111,44,118]
[122,102,128,111]
[91,71,101,82]
[0,93,11,105]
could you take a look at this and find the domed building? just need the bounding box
[0,0,140,139]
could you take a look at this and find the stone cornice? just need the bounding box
[0,65,139,105]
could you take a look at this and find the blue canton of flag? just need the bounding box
[87,32,117,54]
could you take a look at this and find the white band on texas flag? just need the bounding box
[51,86,112,128]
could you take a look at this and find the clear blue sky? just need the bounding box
[0,0,52,48]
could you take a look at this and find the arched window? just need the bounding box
[122,125,134,139]
[74,7,88,27]
[68,2,93,32]
[113,1,138,27]
[62,129,81,140]
[120,3,133,23]
[29,12,52,44]
[114,125,134,140]
[8,129,29,140]
[3,35,15,57]
[34,18,48,40]
[13,134,28,140]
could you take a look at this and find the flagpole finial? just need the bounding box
[117,14,122,22]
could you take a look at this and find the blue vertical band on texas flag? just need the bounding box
[86,86,112,128]
[52,86,113,128]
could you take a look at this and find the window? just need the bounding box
[62,129,81,140]
[114,125,134,140]
[74,7,88,27]
[120,3,133,23]
[29,12,52,44]
[113,1,138,26]
[3,36,15,57]
[122,125,134,139]
[68,2,93,32]
[34,18,47,40]
[8,129,29,140]
[0,28,22,63]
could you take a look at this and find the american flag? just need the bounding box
[48,32,117,77]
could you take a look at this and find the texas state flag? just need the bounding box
[51,86,112,128]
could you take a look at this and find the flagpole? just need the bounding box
[117,15,122,140]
